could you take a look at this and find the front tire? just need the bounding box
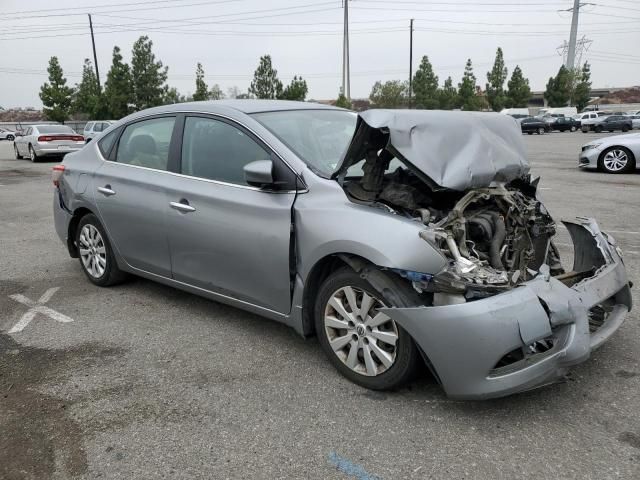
[598,147,635,174]
[76,214,127,286]
[314,267,420,390]
[537,127,544,135]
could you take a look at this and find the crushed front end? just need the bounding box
[336,110,632,399]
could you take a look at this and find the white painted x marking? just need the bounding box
[8,287,73,334]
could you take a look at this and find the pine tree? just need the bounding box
[163,87,188,104]
[544,65,572,107]
[458,59,479,111]
[335,92,352,109]
[192,62,209,101]
[131,35,168,110]
[103,46,134,119]
[486,47,508,112]
[73,58,101,118]
[438,76,458,110]
[39,56,74,123]
[505,65,531,108]
[279,75,308,101]
[571,62,591,111]
[369,80,408,108]
[412,56,440,109]
[249,55,283,99]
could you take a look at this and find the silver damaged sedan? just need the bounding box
[53,101,632,399]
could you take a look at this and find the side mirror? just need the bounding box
[243,160,274,188]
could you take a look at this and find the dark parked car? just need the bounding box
[549,116,578,132]
[519,117,550,135]
[584,115,632,133]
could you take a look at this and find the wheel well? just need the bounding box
[67,207,94,258]
[301,254,351,336]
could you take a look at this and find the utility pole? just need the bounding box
[88,14,101,90]
[342,0,350,100]
[408,19,414,109]
[566,0,580,70]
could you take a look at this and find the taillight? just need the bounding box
[38,135,53,142]
[73,135,84,141]
[52,164,65,187]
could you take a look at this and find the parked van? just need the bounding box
[500,108,530,117]
[537,107,578,117]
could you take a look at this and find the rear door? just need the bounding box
[165,114,297,313]
[93,115,178,276]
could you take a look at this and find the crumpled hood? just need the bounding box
[336,109,530,191]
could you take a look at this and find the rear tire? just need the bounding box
[76,214,128,287]
[314,267,421,390]
[6,134,14,141]
[537,127,544,135]
[622,125,629,132]
[527,131,533,135]
[28,145,38,162]
[594,125,603,133]
[14,144,23,159]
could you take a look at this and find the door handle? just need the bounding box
[98,185,116,196]
[170,200,196,213]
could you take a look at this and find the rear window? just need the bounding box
[37,125,75,134]
[97,128,120,158]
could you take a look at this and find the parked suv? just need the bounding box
[583,115,632,133]
[83,121,115,143]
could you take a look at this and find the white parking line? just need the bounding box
[8,287,74,333]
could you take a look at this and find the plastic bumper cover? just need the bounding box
[381,217,632,400]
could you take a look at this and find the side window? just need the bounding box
[93,123,103,132]
[85,122,94,132]
[116,117,175,171]
[97,128,120,158]
[181,116,270,185]
[26,128,32,136]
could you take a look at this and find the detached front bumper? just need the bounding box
[382,218,632,400]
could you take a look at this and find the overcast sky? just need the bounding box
[1,0,639,108]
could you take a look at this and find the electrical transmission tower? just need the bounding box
[557,36,592,69]
[559,0,594,69]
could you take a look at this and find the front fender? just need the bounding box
[295,181,447,281]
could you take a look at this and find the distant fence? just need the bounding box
[0,121,88,134]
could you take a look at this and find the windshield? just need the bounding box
[251,109,357,176]
[37,125,75,134]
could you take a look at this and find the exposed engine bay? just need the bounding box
[342,148,564,300]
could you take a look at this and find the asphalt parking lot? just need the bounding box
[1,132,639,480]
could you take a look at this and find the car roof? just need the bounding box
[124,100,343,121]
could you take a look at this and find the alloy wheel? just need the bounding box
[78,224,107,278]
[29,146,36,162]
[603,149,628,172]
[324,286,399,377]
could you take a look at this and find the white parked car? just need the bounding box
[579,132,640,173]
[83,120,116,143]
[13,124,85,162]
[0,127,17,141]
[628,114,640,130]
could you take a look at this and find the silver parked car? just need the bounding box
[83,120,116,143]
[14,124,85,161]
[53,101,631,399]
[579,132,640,173]
[0,127,17,141]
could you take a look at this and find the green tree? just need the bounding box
[39,56,74,123]
[571,62,591,111]
[192,62,209,101]
[544,65,572,107]
[163,87,187,104]
[209,84,225,100]
[335,92,352,109]
[103,46,134,119]
[505,65,531,108]
[279,75,308,101]
[73,58,101,118]
[412,55,439,109]
[249,55,283,99]
[458,59,479,111]
[369,80,408,108]
[438,76,458,109]
[131,35,168,110]
[486,47,508,112]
